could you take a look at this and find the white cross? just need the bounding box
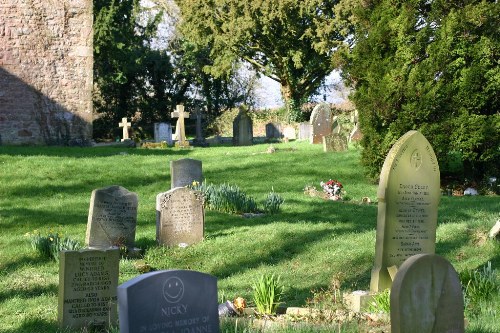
[171,105,190,144]
[118,117,131,141]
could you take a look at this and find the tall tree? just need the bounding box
[175,0,345,122]
[338,0,500,180]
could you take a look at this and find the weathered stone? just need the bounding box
[171,105,190,147]
[156,187,205,247]
[370,130,440,292]
[233,108,253,146]
[154,122,173,144]
[489,220,500,239]
[283,126,296,140]
[0,1,93,145]
[58,249,119,331]
[323,133,348,152]
[118,270,219,333]
[331,116,341,134]
[85,185,138,249]
[349,125,363,143]
[391,254,464,333]
[265,123,282,139]
[192,106,208,146]
[298,122,312,140]
[170,158,203,189]
[309,103,332,144]
[119,118,132,141]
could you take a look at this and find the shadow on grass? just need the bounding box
[0,255,52,276]
[0,283,58,304]
[2,318,59,333]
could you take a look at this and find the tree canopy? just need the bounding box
[339,0,500,180]
[175,0,346,121]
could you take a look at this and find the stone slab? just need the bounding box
[170,158,203,189]
[233,109,253,146]
[85,185,138,249]
[391,254,464,333]
[58,249,120,331]
[309,103,332,144]
[371,130,440,292]
[118,270,219,333]
[323,133,348,152]
[154,122,173,144]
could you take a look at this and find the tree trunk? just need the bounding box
[280,83,303,123]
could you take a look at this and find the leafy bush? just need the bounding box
[27,229,82,261]
[252,274,284,315]
[263,191,284,214]
[460,261,500,316]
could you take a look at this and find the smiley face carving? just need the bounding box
[163,277,184,303]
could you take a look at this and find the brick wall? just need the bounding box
[0,0,92,145]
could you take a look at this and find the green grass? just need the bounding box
[0,141,499,332]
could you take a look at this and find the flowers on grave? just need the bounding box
[320,179,344,200]
[233,297,247,314]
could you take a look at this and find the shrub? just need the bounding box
[263,191,284,214]
[27,229,82,261]
[460,261,499,316]
[252,274,284,315]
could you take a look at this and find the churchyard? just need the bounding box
[0,139,499,333]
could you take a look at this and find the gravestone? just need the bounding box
[265,123,282,139]
[85,185,138,249]
[170,158,203,189]
[298,122,312,140]
[323,133,348,152]
[309,103,332,144]
[171,105,190,147]
[118,270,219,333]
[283,125,296,140]
[349,124,363,143]
[154,122,173,145]
[119,117,131,141]
[391,254,464,333]
[58,249,120,331]
[232,109,253,146]
[331,116,341,134]
[156,187,204,247]
[192,106,208,146]
[370,130,440,292]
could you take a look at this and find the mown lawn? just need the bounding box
[0,141,498,332]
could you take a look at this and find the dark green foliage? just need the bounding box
[340,0,500,181]
[460,261,500,317]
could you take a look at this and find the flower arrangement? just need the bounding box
[320,179,344,200]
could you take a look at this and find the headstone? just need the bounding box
[192,106,207,146]
[283,125,296,140]
[298,122,312,140]
[331,116,341,134]
[370,130,440,292]
[119,117,132,141]
[154,122,173,145]
[156,187,205,247]
[350,109,359,124]
[118,270,219,333]
[349,124,363,143]
[265,123,282,139]
[170,158,203,189]
[232,108,253,146]
[391,254,464,333]
[323,133,348,152]
[58,249,120,331]
[85,186,138,249]
[309,103,332,144]
[171,105,190,147]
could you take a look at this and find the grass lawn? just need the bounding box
[0,141,498,332]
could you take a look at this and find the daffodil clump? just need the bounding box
[25,229,82,261]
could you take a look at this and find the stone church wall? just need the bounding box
[0,0,93,145]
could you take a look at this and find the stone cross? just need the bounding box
[171,105,190,147]
[118,117,131,141]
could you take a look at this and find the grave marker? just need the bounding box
[349,124,363,143]
[309,103,332,144]
[156,187,205,247]
[58,249,120,331]
[370,130,440,292]
[118,270,219,333]
[298,122,312,140]
[391,254,464,333]
[170,158,203,189]
[283,125,296,140]
[265,123,282,139]
[232,108,253,146]
[85,185,138,249]
[118,117,131,141]
[154,122,173,145]
[193,106,207,146]
[323,133,347,152]
[171,105,190,147]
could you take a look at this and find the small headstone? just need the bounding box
[265,123,282,139]
[232,108,253,146]
[154,122,173,145]
[58,249,120,331]
[370,130,440,292]
[489,219,500,239]
[331,116,341,134]
[118,269,219,333]
[391,254,464,333]
[192,106,208,146]
[298,122,312,140]
[85,186,138,249]
[323,133,347,152]
[171,105,190,147]
[170,158,203,189]
[309,103,332,144]
[283,125,296,140]
[118,117,132,141]
[156,187,205,247]
[349,124,363,143]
